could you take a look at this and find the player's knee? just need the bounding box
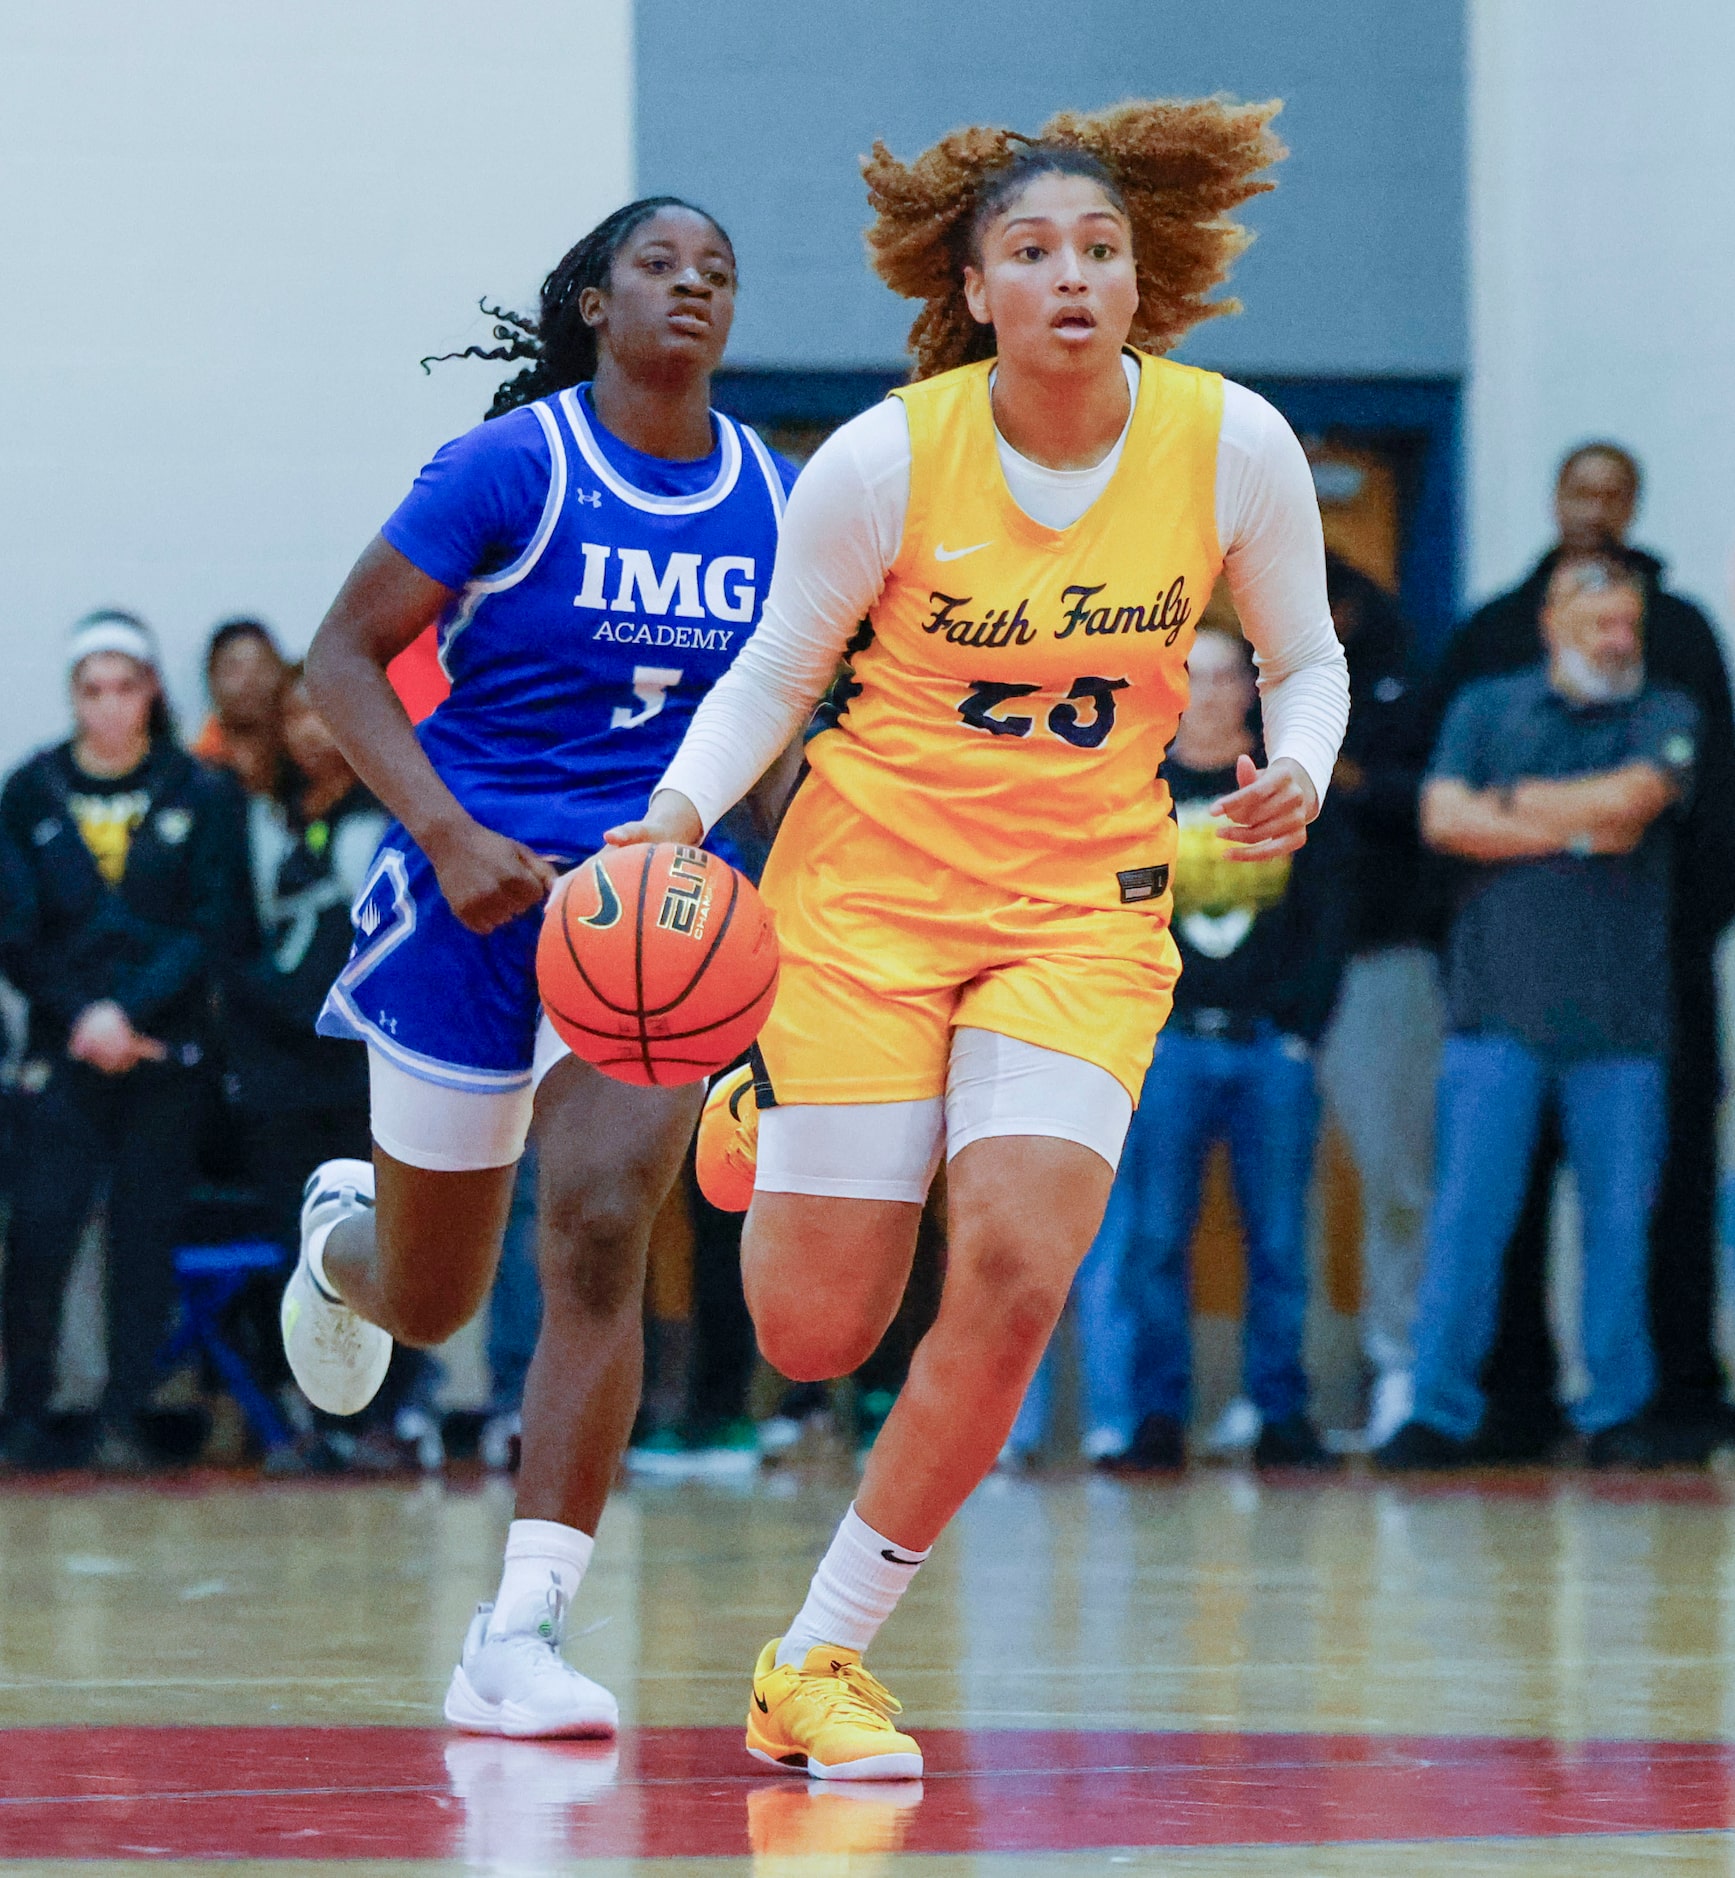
[387,1289,475,1349]
[539,1179,653,1318]
[959,1242,1072,1361]
[754,1304,879,1383]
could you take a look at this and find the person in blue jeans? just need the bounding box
[1015,629,1349,1472]
[1379,553,1698,1471]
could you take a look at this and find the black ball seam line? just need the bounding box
[558,865,644,1020]
[541,968,778,1047]
[633,847,654,1083]
[589,1053,729,1073]
[553,850,764,1021]
[654,864,742,1017]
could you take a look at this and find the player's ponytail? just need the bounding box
[421,196,735,419]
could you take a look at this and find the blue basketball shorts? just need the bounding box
[317,831,571,1170]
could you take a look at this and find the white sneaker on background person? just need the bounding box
[1364,1370,1415,1453]
[1080,1425,1128,1464]
[479,1410,522,1473]
[1203,1396,1262,1455]
[280,1158,391,1417]
[444,1598,620,1738]
[395,1403,446,1473]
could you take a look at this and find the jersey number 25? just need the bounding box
[956,676,1129,749]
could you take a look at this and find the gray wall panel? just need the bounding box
[637,0,1464,376]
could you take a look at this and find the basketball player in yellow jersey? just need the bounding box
[608,101,1350,1779]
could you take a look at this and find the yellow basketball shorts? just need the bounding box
[753,777,1180,1107]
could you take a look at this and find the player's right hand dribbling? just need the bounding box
[604,788,705,851]
[425,819,557,933]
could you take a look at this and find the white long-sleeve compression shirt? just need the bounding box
[659,362,1350,833]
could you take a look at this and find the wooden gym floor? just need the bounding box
[4,1464,1735,1873]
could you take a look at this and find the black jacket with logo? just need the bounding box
[225,785,386,1113]
[0,740,248,1060]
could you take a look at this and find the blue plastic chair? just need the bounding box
[161,1240,293,1457]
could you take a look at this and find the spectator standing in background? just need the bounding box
[1315,552,1442,1450]
[0,822,37,1208]
[1382,558,1696,1470]
[0,613,247,1473]
[1430,445,1735,1460]
[227,668,440,1470]
[226,669,387,1273]
[1093,629,1347,1473]
[192,618,289,799]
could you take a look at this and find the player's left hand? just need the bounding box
[1212,754,1317,862]
[604,789,705,850]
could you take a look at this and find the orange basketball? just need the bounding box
[536,843,780,1087]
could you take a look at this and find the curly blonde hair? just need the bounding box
[863,97,1285,380]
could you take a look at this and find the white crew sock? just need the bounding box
[775,1503,930,1668]
[487,1519,595,1641]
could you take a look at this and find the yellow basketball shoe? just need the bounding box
[745,1639,923,1781]
[696,1064,759,1213]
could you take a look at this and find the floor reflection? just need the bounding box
[0,1723,1730,1860]
[0,1468,1732,1866]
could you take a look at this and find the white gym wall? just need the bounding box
[0,1,634,768]
[1468,0,1735,625]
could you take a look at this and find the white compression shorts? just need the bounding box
[367,1017,571,1172]
[755,1027,1134,1204]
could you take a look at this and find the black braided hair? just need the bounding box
[421,196,735,419]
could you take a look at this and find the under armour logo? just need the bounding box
[575,488,602,508]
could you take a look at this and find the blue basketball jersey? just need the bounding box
[403,388,790,863]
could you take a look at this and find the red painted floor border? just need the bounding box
[0,1726,1729,1859]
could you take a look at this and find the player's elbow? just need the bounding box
[1609,772,1673,830]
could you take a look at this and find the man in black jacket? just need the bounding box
[1316,555,1443,1451]
[1429,443,1735,1459]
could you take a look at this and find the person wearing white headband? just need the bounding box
[0,609,245,1474]
[67,610,161,673]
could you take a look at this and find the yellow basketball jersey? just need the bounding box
[805,350,1225,913]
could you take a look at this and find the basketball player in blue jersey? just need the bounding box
[280,198,795,1736]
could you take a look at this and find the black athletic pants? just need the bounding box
[3,1057,204,1426]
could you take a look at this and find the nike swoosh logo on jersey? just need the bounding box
[880,1547,924,1566]
[576,862,623,930]
[753,1691,770,1713]
[934,541,992,562]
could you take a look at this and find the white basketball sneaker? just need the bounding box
[1364,1369,1415,1453]
[444,1597,620,1739]
[280,1158,391,1417]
